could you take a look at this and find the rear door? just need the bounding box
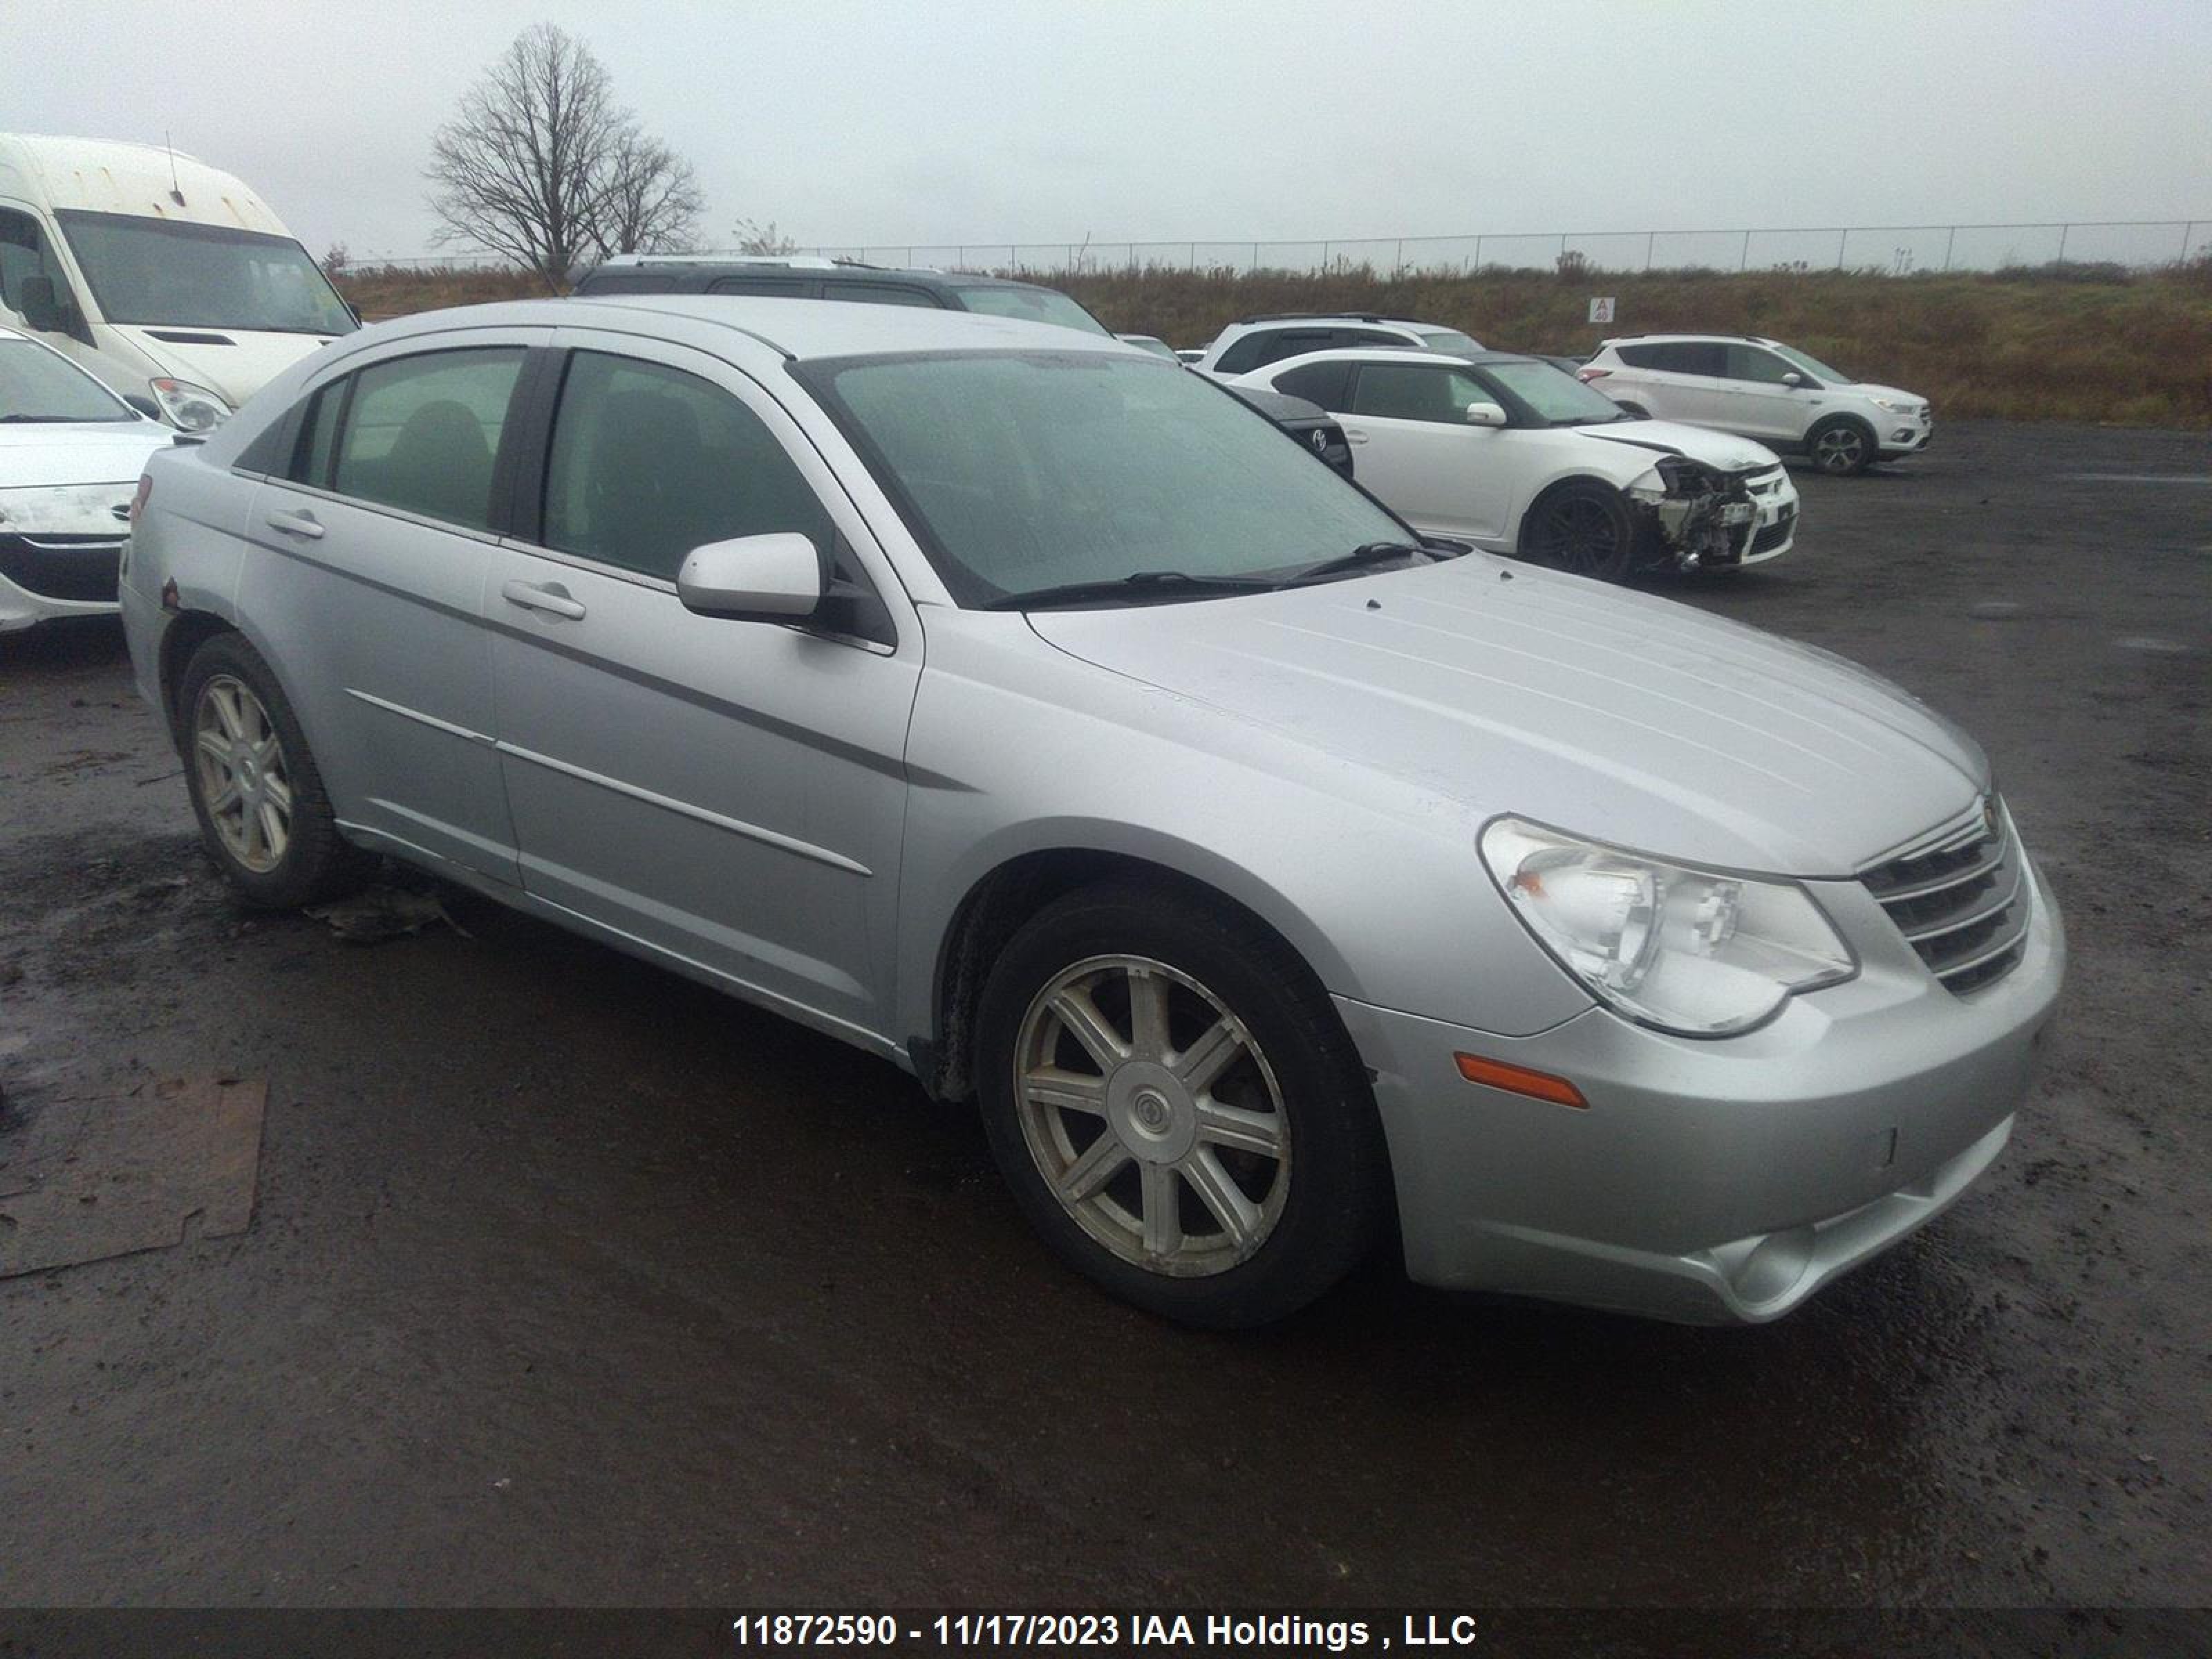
[1642,341,1731,425]
[480,328,920,1044]
[241,332,542,883]
[1341,360,1517,541]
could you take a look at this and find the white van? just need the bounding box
[0,133,357,431]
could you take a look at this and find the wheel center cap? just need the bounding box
[1105,1061,1197,1164]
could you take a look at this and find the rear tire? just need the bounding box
[975,879,1387,1328]
[1808,416,1877,476]
[178,632,373,908]
[1518,481,1638,582]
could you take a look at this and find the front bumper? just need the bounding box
[1338,857,2064,1323]
[1880,413,1933,457]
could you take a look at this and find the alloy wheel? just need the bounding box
[192,674,294,874]
[1814,425,1867,474]
[1529,494,1622,576]
[1013,954,1291,1277]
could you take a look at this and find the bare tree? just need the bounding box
[425,24,701,284]
[590,131,703,259]
[733,218,799,256]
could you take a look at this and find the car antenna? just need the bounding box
[165,131,185,207]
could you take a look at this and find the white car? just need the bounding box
[1235,348,1799,579]
[1194,312,1483,379]
[1579,334,1932,476]
[0,322,171,632]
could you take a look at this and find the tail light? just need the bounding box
[1577,367,1610,383]
[127,474,153,523]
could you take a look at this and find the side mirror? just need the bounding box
[677,532,824,622]
[1780,371,1806,388]
[124,393,162,420]
[1463,401,1508,427]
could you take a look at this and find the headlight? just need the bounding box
[149,377,232,432]
[1868,397,1917,414]
[1479,818,1855,1036]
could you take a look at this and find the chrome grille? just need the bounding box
[1860,797,2030,995]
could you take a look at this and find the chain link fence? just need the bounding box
[355,220,2206,278]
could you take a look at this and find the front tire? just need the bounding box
[975,879,1387,1328]
[1808,416,1877,476]
[1518,482,1638,581]
[179,632,371,908]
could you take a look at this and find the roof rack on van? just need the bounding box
[1611,330,1770,342]
[596,253,842,270]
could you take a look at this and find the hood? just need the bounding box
[107,325,339,406]
[1027,557,1987,876]
[1575,419,1781,472]
[1844,382,1922,406]
[0,421,171,490]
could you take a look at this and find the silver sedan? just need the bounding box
[120,297,2064,1327]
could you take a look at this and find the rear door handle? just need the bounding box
[501,579,586,620]
[264,508,325,540]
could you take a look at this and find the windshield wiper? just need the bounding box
[1277,541,1436,587]
[980,570,1280,611]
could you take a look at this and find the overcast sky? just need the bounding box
[6,0,2208,261]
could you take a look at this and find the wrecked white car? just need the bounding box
[0,322,170,632]
[1232,348,1798,581]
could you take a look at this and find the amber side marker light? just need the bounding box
[1454,1052,1589,1109]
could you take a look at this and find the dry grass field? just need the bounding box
[335,260,2212,427]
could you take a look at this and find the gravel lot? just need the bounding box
[1,421,2205,1633]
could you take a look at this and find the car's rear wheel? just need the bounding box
[180,632,371,908]
[1519,482,1637,581]
[1808,416,1877,476]
[975,880,1386,1327]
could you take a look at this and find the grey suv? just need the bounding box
[120,297,2063,1328]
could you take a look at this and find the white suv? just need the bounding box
[1193,313,1483,379]
[1580,334,1931,475]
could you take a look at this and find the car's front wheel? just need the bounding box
[180,632,371,908]
[1808,416,1877,476]
[1519,482,1637,581]
[975,879,1387,1327]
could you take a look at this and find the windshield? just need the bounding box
[1122,335,1179,360]
[1772,343,1852,384]
[811,351,1407,606]
[1481,359,1632,424]
[952,284,1112,337]
[1418,328,1485,355]
[55,211,357,335]
[0,339,133,422]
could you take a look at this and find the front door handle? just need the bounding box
[501,579,586,620]
[264,508,325,540]
[1344,429,1370,445]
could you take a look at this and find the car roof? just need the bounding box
[1253,346,1538,371]
[1230,313,1448,330]
[579,258,1062,297]
[356,295,1145,365]
[1601,332,1777,346]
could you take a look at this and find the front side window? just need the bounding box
[328,348,525,530]
[55,211,355,336]
[811,350,1405,606]
[0,339,130,422]
[541,351,835,581]
[1349,362,1491,424]
[1726,344,1798,384]
[0,209,79,330]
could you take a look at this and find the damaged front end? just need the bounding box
[1626,456,1774,572]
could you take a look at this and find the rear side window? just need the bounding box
[1653,341,1727,376]
[283,380,346,487]
[828,282,941,308]
[327,348,525,530]
[1212,330,1278,375]
[1614,344,1663,368]
[706,276,814,297]
[1273,360,1351,411]
[540,351,835,581]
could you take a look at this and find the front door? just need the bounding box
[1720,344,1815,442]
[1341,360,1517,542]
[482,330,919,1046]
